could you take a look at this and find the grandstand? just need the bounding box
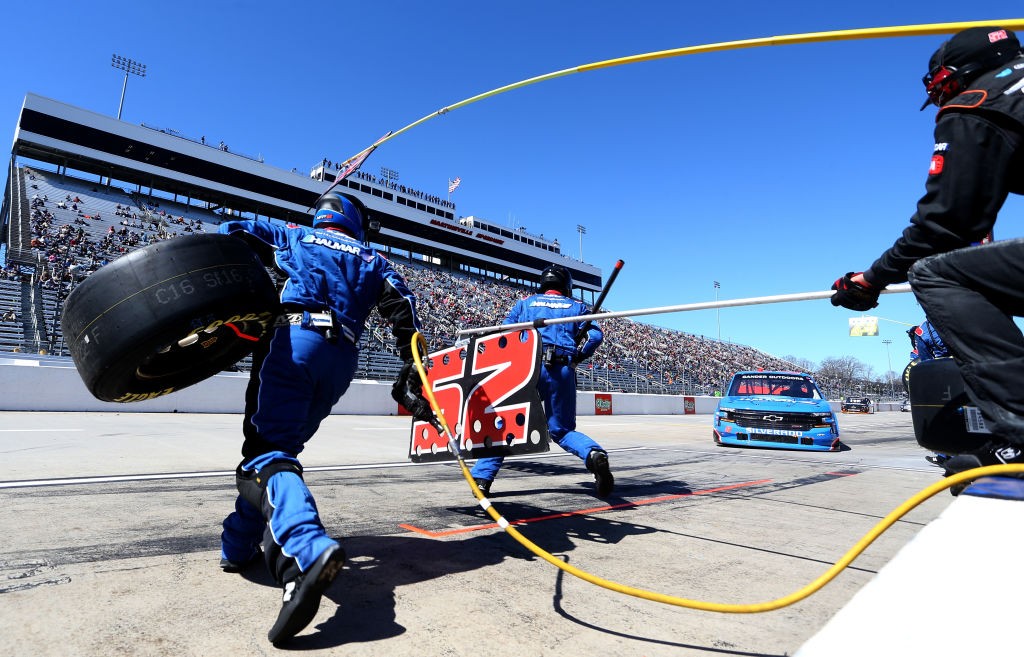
[2,93,816,397]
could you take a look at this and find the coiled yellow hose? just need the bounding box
[410,332,1024,612]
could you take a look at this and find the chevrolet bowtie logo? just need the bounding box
[762,415,783,422]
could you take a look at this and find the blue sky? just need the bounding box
[3,2,1023,379]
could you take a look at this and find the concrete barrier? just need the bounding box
[0,355,395,414]
[0,355,886,416]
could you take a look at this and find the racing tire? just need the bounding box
[908,357,989,454]
[61,233,280,402]
[902,358,917,394]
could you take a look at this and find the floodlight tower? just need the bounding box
[111,54,147,120]
[714,281,721,341]
[576,224,586,260]
[882,338,894,400]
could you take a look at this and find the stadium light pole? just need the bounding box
[576,224,586,261]
[111,54,146,120]
[882,338,894,400]
[714,281,721,341]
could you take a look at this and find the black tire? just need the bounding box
[61,234,280,402]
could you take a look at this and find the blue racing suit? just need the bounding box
[218,219,421,583]
[914,320,949,361]
[470,290,603,483]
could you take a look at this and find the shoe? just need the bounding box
[219,548,261,573]
[942,440,1024,495]
[943,440,1024,474]
[925,453,951,467]
[586,449,614,498]
[268,542,346,645]
[473,478,492,497]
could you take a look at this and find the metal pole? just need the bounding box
[457,283,914,337]
[117,72,129,120]
[588,260,624,315]
[111,54,146,121]
[714,281,721,341]
[882,338,894,400]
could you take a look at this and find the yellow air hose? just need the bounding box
[410,332,1024,612]
[341,19,1024,166]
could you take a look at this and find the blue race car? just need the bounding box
[713,371,841,451]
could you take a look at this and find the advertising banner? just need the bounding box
[849,316,879,337]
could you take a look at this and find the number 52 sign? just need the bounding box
[409,328,551,463]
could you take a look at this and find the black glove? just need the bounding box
[830,272,880,311]
[392,361,440,431]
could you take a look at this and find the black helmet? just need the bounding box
[539,264,572,295]
[921,26,1021,109]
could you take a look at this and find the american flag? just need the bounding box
[448,177,461,194]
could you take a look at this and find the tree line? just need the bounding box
[783,354,904,400]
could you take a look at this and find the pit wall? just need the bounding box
[0,357,897,414]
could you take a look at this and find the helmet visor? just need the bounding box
[921,65,958,109]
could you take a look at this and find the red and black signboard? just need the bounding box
[408,328,551,463]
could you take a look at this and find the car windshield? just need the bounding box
[728,374,821,400]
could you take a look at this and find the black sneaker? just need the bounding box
[586,449,614,498]
[268,542,346,645]
[219,550,261,573]
[943,440,1024,495]
[473,478,492,497]
[925,453,951,467]
[944,441,1024,473]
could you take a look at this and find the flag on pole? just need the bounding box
[313,130,392,207]
[448,177,461,194]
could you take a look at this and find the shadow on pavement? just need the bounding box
[549,554,788,657]
[273,496,675,650]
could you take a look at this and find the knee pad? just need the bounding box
[234,460,304,514]
[234,460,305,585]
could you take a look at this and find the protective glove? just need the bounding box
[830,272,880,311]
[392,361,441,431]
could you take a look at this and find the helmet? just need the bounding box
[921,26,1021,109]
[313,192,364,240]
[539,264,572,295]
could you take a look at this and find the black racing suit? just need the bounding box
[864,55,1024,445]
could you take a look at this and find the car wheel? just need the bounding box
[61,234,280,402]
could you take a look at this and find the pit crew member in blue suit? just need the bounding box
[217,192,433,645]
[470,264,613,498]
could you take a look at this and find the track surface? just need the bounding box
[0,410,949,656]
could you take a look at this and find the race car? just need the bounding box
[713,371,841,451]
[841,396,874,414]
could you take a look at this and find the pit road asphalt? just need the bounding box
[0,410,948,657]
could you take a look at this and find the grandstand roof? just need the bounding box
[9,93,602,291]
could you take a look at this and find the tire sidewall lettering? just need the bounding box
[112,387,176,403]
[154,278,196,304]
[186,310,276,337]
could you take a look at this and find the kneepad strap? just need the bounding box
[235,460,304,510]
